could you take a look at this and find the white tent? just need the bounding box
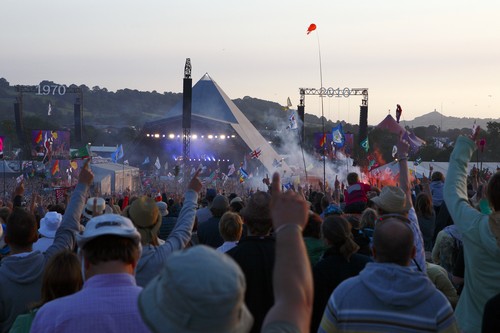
[91,163,140,194]
[370,160,500,179]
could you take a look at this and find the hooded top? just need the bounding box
[444,135,500,333]
[318,262,459,333]
[0,182,88,333]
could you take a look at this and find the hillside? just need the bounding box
[403,111,499,131]
[1,77,498,133]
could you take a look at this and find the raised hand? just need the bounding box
[188,169,203,193]
[271,172,308,232]
[78,159,94,185]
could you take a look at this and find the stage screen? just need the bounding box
[31,130,70,160]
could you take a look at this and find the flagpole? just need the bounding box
[315,30,327,188]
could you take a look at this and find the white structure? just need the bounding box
[91,163,140,194]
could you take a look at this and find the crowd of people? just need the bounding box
[0,128,499,333]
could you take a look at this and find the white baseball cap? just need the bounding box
[76,214,141,249]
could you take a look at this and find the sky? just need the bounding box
[1,0,499,125]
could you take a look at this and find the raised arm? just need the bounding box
[397,134,412,210]
[45,159,93,258]
[159,169,202,252]
[444,127,483,233]
[263,172,312,332]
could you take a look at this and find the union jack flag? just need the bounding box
[250,148,262,159]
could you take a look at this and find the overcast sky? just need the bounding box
[1,0,498,125]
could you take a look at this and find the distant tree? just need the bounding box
[487,121,500,137]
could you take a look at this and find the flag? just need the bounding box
[124,160,129,166]
[70,145,90,159]
[142,157,150,165]
[332,124,345,148]
[472,120,477,135]
[283,182,293,190]
[289,112,298,130]
[319,133,327,147]
[396,104,402,123]
[227,163,236,177]
[306,23,316,35]
[16,175,24,184]
[35,130,43,144]
[392,145,398,158]
[206,171,216,183]
[51,160,60,176]
[283,97,292,111]
[43,132,52,161]
[55,188,67,204]
[0,136,3,159]
[164,161,169,170]
[250,148,262,159]
[239,167,249,183]
[48,102,52,116]
[155,157,161,170]
[111,144,124,163]
[70,160,78,170]
[479,138,486,153]
[272,158,282,168]
[413,157,422,166]
[361,137,369,152]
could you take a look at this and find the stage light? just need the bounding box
[208,135,213,139]
[168,134,175,139]
[162,134,165,138]
[192,134,198,139]
[220,135,226,139]
[177,135,180,138]
[146,134,150,137]
[201,135,204,138]
[231,135,236,138]
[215,135,218,138]
[154,134,160,138]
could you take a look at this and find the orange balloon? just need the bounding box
[307,23,317,34]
